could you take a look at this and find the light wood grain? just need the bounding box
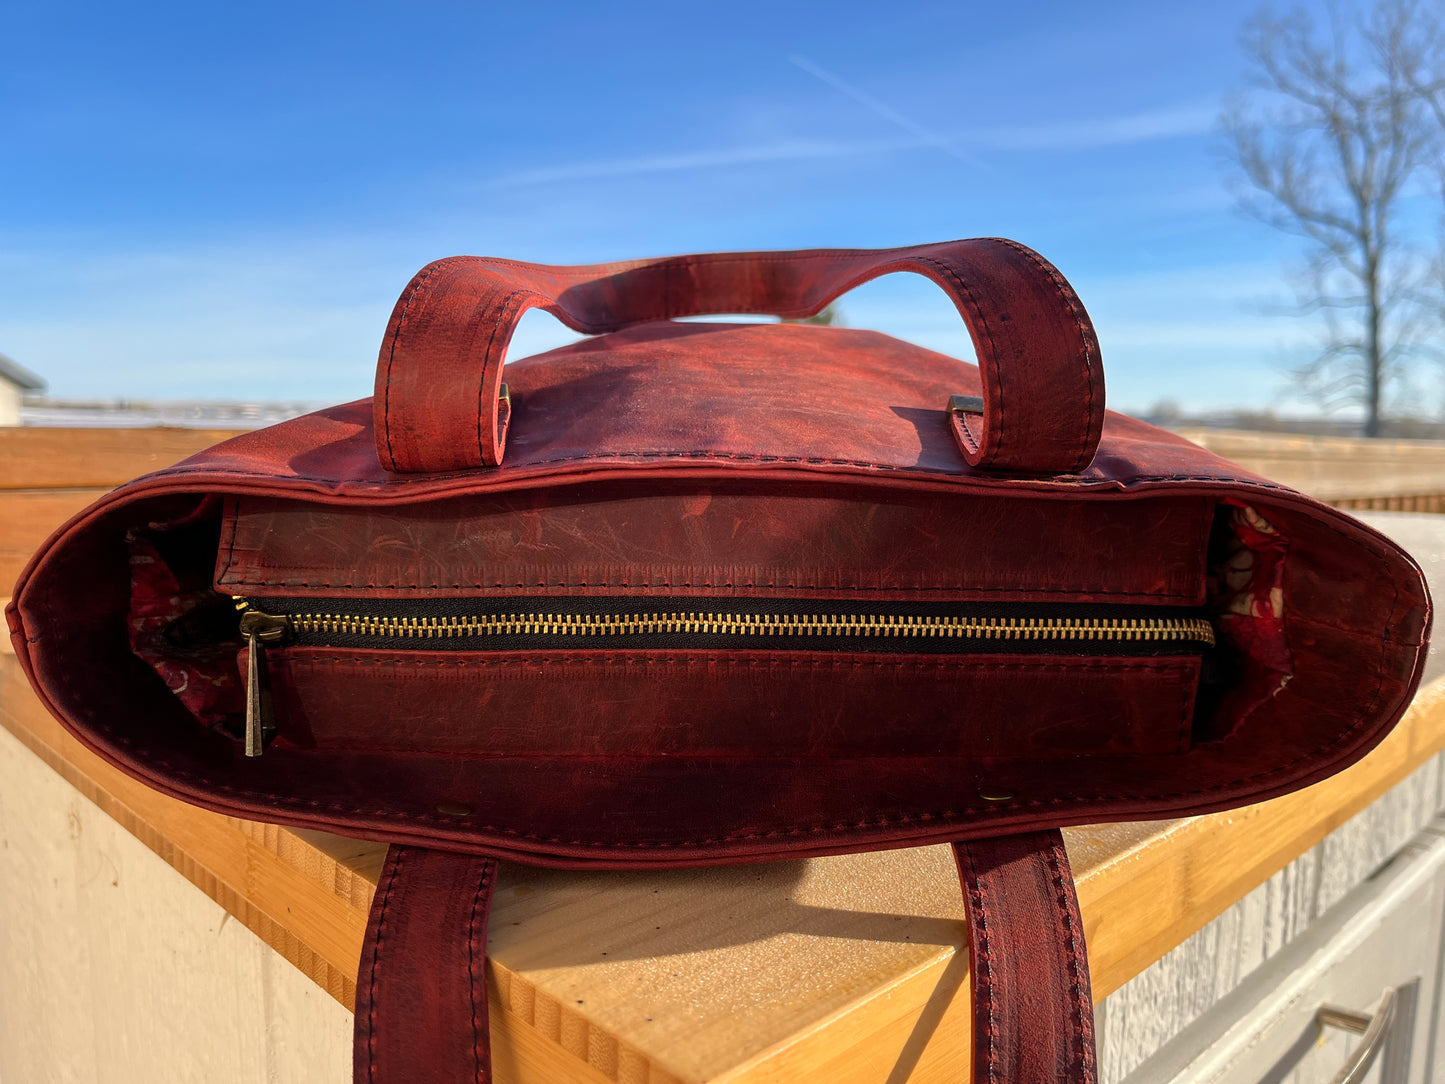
[0,488,115,589]
[1079,683,1445,999]
[1176,427,1445,503]
[0,425,244,490]
[0,427,243,589]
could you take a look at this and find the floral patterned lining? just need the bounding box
[1210,501,1292,681]
[128,530,242,732]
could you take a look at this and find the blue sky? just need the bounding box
[0,0,1419,414]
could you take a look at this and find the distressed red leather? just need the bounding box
[264,649,1200,759]
[355,847,498,1084]
[375,239,1103,474]
[6,238,1431,1082]
[217,488,1213,603]
[955,831,1096,1083]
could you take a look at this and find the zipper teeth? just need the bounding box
[274,611,1216,646]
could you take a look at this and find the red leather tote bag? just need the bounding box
[7,238,1431,1082]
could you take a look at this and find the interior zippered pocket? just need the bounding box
[236,597,1215,759]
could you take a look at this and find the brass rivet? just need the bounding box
[436,802,472,816]
[979,789,1015,803]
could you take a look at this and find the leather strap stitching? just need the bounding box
[381,261,453,472]
[992,240,1098,471]
[364,846,406,1084]
[478,290,530,466]
[378,241,1096,473]
[913,254,1004,469]
[959,841,998,1084]
[467,859,495,1083]
[1044,835,1091,1076]
[951,412,981,456]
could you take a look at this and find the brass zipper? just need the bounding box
[235,599,1215,758]
[240,605,1215,644]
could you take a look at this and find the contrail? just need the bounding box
[789,54,972,163]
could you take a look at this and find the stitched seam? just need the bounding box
[992,240,1099,472]
[150,456,1309,487]
[220,497,242,580]
[915,254,1004,468]
[88,739,1402,842]
[1045,836,1091,1076]
[382,261,456,471]
[82,678,1414,842]
[951,413,981,457]
[214,490,1213,596]
[468,860,494,1083]
[365,846,405,1084]
[960,842,997,1084]
[277,655,1198,674]
[216,568,1198,598]
[279,657,1198,681]
[477,291,530,466]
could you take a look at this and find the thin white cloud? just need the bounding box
[489,138,913,188]
[485,99,1220,190]
[971,102,1218,152]
[788,54,975,164]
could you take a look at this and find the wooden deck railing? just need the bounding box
[4,424,1444,592]
[1177,427,1445,511]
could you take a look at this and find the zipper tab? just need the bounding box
[239,610,292,757]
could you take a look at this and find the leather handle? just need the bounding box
[374,238,1104,475]
[953,830,1098,1083]
[354,835,1097,1084]
[358,838,1092,1084]
[354,846,499,1084]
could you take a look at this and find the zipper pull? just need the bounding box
[239,610,292,757]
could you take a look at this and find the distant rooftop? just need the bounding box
[19,397,322,429]
[0,352,45,391]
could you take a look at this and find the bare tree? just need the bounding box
[1222,0,1443,435]
[782,303,845,327]
[1393,15,1445,352]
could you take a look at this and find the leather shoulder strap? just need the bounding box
[953,829,1098,1083]
[354,846,499,1084]
[354,832,1096,1083]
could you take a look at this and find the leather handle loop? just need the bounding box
[374,238,1104,475]
[354,846,499,1084]
[953,829,1098,1084]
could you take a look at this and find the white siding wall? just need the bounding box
[0,382,21,426]
[0,724,353,1084]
